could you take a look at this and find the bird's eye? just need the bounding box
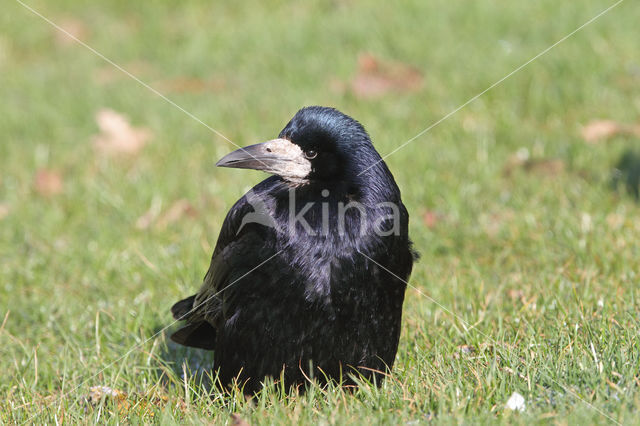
[304,150,318,159]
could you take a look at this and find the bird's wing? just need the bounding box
[171,179,280,349]
[193,230,272,323]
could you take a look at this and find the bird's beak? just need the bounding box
[216,138,312,182]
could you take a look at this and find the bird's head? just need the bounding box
[216,106,379,186]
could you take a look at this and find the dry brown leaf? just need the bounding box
[421,209,440,229]
[624,124,639,137]
[581,120,624,144]
[93,109,152,155]
[0,203,9,220]
[135,198,162,230]
[136,199,197,230]
[452,344,478,359]
[480,210,515,238]
[349,53,423,99]
[136,212,155,230]
[605,213,625,230]
[503,151,565,177]
[86,386,186,417]
[135,209,156,230]
[581,119,640,144]
[507,289,524,301]
[86,386,129,411]
[54,17,88,46]
[522,158,565,176]
[231,413,250,426]
[94,61,152,85]
[328,77,347,94]
[34,169,63,196]
[155,76,226,94]
[155,199,197,229]
[458,345,476,355]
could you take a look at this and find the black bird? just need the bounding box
[171,106,416,394]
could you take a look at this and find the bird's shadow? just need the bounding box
[155,325,217,392]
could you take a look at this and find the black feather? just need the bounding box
[171,295,196,320]
[170,322,217,350]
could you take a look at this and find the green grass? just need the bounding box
[2,0,640,423]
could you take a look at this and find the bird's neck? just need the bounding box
[352,163,401,205]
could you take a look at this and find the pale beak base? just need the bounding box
[216,138,312,183]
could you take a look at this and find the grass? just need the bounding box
[1,0,640,423]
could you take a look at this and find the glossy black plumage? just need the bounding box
[171,106,416,393]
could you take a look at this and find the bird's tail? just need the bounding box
[170,295,217,350]
[171,294,196,320]
[170,322,216,350]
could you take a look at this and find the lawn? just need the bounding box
[1,0,640,424]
